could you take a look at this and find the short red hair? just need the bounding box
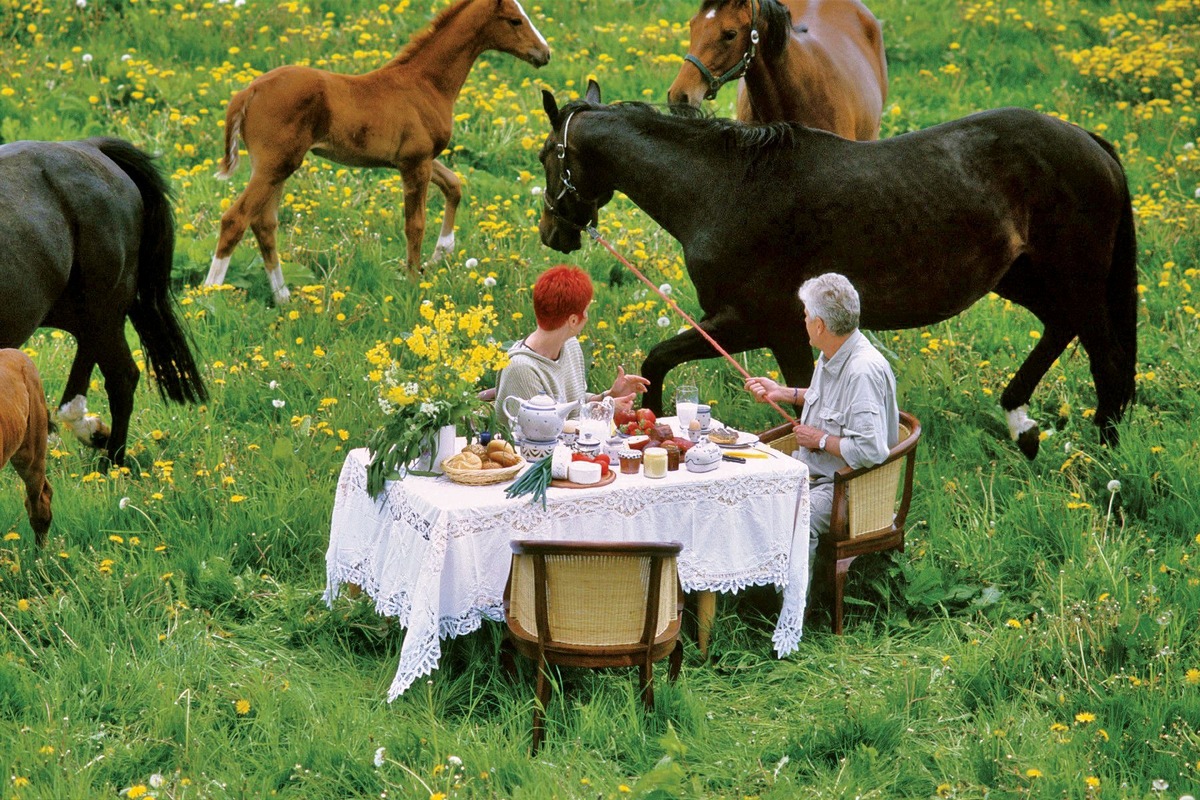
[533,265,593,330]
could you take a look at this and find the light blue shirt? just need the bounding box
[799,330,899,483]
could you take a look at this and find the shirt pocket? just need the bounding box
[817,407,846,435]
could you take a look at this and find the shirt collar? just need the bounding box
[819,329,864,378]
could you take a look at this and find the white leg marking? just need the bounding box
[205,254,231,286]
[432,233,455,261]
[513,0,550,49]
[268,266,291,304]
[58,395,108,446]
[1006,405,1038,441]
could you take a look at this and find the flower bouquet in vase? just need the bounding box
[364,296,509,498]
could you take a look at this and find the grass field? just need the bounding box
[2,0,1199,796]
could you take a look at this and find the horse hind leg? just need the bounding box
[1077,324,1135,447]
[1000,324,1075,459]
[428,159,462,263]
[93,330,140,468]
[248,183,290,304]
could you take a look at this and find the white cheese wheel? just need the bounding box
[550,444,573,480]
[567,460,602,485]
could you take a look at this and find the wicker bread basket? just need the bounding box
[442,458,526,486]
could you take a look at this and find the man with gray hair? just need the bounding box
[744,272,899,578]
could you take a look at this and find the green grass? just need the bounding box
[2,0,1200,796]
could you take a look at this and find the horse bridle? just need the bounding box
[541,109,594,232]
[684,0,760,101]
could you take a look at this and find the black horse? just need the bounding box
[0,138,207,466]
[538,81,1137,458]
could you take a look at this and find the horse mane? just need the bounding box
[572,99,801,156]
[392,0,477,65]
[699,0,792,62]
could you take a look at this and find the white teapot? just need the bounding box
[503,393,579,443]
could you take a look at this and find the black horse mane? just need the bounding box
[561,98,802,155]
[698,0,791,61]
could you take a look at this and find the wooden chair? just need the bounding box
[501,540,684,754]
[760,410,922,634]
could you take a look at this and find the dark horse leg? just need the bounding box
[998,323,1075,460]
[94,332,140,467]
[56,344,112,454]
[640,307,773,414]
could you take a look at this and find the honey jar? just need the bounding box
[643,447,668,479]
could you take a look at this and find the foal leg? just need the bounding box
[428,159,462,263]
[999,325,1075,460]
[209,165,297,303]
[12,435,52,549]
[400,161,433,276]
[248,183,291,305]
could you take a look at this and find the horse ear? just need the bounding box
[542,89,559,126]
[585,79,602,105]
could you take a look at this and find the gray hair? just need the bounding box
[798,273,860,336]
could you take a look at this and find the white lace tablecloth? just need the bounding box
[325,434,810,701]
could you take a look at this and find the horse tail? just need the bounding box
[215,88,250,179]
[92,138,209,406]
[1092,133,1139,413]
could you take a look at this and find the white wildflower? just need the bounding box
[1184,142,1195,150]
[149,774,165,788]
[373,747,386,768]
[404,382,419,395]
[272,398,286,409]
[420,401,438,415]
[658,283,672,296]
[76,0,86,7]
[1107,479,1121,492]
[531,186,543,196]
[121,53,132,62]
[82,53,93,63]
[1151,779,1168,792]
[1063,441,1071,453]
[1195,187,1200,199]
[483,276,496,287]
[119,497,130,510]
[447,755,462,767]
[269,380,279,390]
[465,257,479,269]
[657,316,670,328]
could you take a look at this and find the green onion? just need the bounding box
[504,454,553,509]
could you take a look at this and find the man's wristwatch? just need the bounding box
[817,433,829,451]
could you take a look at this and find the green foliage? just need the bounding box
[1,0,1199,796]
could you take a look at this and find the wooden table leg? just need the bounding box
[697,591,715,658]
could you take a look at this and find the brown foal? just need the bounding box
[206,0,551,304]
[0,350,52,547]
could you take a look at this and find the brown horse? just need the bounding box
[206,0,551,304]
[0,350,52,547]
[667,0,886,139]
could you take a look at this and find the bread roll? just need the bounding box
[490,450,520,467]
[464,442,489,457]
[487,438,515,455]
[444,451,482,470]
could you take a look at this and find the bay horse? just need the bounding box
[205,0,551,304]
[0,350,52,547]
[539,82,1138,458]
[667,0,887,139]
[0,138,208,467]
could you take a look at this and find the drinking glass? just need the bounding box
[675,384,699,433]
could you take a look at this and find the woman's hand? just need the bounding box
[744,376,781,404]
[610,365,650,398]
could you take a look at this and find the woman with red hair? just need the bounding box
[494,265,648,440]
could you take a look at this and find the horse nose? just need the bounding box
[530,48,551,68]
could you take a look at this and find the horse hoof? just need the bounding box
[1016,426,1040,460]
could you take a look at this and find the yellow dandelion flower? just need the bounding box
[1185,668,1200,685]
[235,699,250,715]
[1075,711,1096,723]
[127,786,148,799]
[3,531,19,541]
[1085,776,1100,789]
[1006,618,1022,629]
[17,599,30,612]
[1025,768,1042,778]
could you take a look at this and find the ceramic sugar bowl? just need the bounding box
[684,440,722,473]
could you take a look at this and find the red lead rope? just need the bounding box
[586,225,796,425]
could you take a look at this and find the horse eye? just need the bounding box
[508,17,523,26]
[722,29,737,42]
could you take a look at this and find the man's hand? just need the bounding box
[610,365,650,398]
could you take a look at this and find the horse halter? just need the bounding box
[684,0,760,101]
[542,109,594,231]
